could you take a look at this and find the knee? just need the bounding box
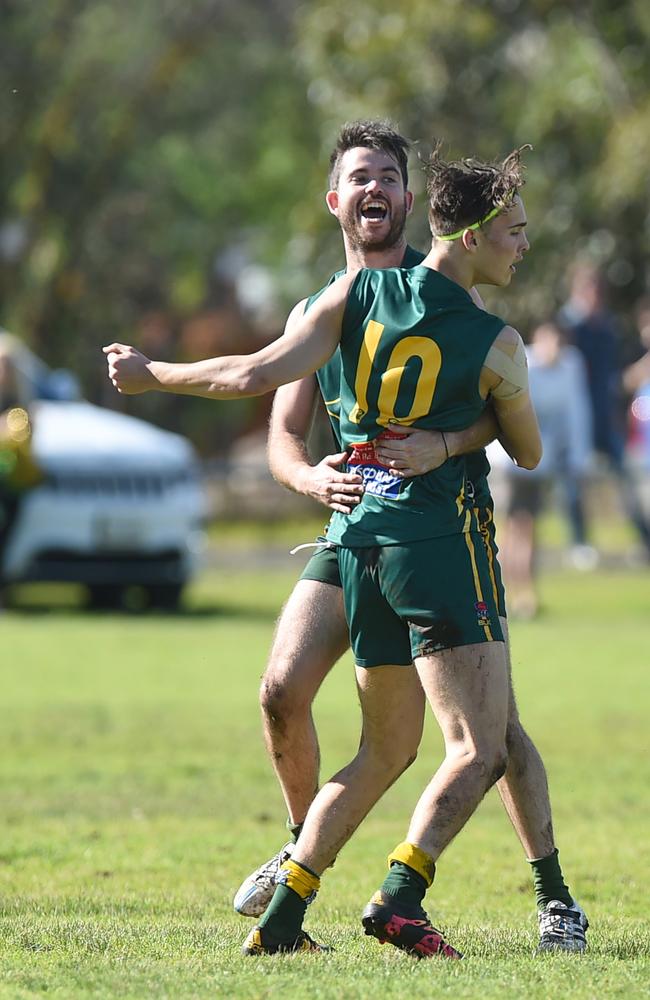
[454,743,508,789]
[259,674,298,726]
[362,737,419,784]
[505,715,539,761]
[505,716,525,753]
[487,747,509,786]
[504,718,545,781]
[396,746,419,778]
[390,722,422,774]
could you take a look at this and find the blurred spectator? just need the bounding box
[623,295,650,404]
[501,321,593,618]
[623,296,650,529]
[559,262,623,461]
[559,262,650,561]
[0,341,40,590]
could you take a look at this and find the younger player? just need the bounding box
[105,143,588,957]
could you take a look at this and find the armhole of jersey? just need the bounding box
[303,294,318,315]
[477,320,507,399]
[481,320,507,368]
[304,268,345,315]
[341,269,370,334]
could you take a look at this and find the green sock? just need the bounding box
[257,883,307,942]
[286,820,303,844]
[381,861,430,908]
[528,848,573,909]
[258,858,319,942]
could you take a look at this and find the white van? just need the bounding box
[1,335,206,608]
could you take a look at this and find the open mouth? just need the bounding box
[360,199,389,224]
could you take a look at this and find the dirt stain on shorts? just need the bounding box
[409,616,463,656]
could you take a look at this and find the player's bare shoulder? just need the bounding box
[482,325,529,400]
[282,298,310,336]
[493,324,524,355]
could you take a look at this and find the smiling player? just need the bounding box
[105,140,589,958]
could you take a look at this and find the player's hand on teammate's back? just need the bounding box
[375,426,448,477]
[103,344,155,394]
[298,452,363,514]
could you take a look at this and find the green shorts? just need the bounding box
[475,504,507,619]
[337,532,504,668]
[299,543,342,588]
[298,508,506,618]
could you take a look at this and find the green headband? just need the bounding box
[435,203,504,242]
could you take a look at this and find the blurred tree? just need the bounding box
[292,0,650,330]
[2,0,649,451]
[1,0,316,421]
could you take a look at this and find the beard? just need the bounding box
[339,199,408,253]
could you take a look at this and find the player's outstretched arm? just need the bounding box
[374,409,500,477]
[103,273,356,400]
[480,326,542,470]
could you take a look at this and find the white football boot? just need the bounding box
[537,899,589,953]
[233,842,294,917]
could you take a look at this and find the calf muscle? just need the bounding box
[260,579,349,823]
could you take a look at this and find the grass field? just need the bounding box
[1,551,649,998]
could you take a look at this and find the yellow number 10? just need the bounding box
[349,321,442,427]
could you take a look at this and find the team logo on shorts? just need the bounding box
[474,601,491,627]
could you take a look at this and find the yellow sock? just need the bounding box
[278,858,321,901]
[387,841,435,887]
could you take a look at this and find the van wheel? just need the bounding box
[146,583,184,610]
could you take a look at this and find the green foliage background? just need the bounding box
[2,0,649,447]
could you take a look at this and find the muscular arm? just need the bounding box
[374,409,500,477]
[480,326,542,470]
[104,273,357,399]
[267,362,319,487]
[268,374,363,514]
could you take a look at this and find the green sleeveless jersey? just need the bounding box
[304,249,494,509]
[325,265,504,546]
[308,246,425,449]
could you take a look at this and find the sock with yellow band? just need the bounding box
[257,858,320,943]
[381,841,435,908]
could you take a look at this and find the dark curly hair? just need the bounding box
[328,120,411,191]
[425,143,531,238]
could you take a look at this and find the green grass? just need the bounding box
[1,560,649,997]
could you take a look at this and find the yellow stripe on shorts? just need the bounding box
[475,506,499,612]
[464,524,493,641]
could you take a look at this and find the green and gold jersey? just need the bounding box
[307,245,425,450]
[305,249,494,509]
[325,265,504,546]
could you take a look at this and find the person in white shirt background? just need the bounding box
[498,320,593,618]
